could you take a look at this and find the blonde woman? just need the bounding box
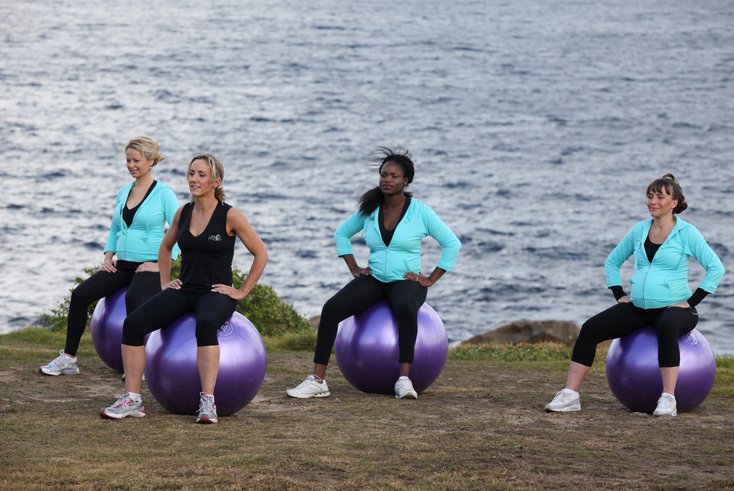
[100,154,268,424]
[41,136,179,376]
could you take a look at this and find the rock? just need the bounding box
[463,320,580,346]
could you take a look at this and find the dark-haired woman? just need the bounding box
[287,148,461,400]
[100,154,268,424]
[545,174,724,416]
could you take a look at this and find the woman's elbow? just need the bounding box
[257,247,270,265]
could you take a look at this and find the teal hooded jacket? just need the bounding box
[104,181,180,262]
[335,198,461,283]
[605,217,724,309]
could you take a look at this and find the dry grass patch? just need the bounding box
[1,332,733,489]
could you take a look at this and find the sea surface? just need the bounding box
[1,0,733,354]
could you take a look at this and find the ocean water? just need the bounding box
[1,0,733,354]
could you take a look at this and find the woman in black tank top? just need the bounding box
[101,154,269,425]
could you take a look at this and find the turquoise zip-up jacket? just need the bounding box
[335,198,461,283]
[104,181,180,262]
[605,217,724,309]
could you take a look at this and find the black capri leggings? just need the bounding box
[572,302,699,368]
[314,275,428,365]
[122,288,238,347]
[64,262,161,356]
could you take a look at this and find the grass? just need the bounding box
[1,329,733,490]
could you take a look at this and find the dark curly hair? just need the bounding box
[646,173,688,214]
[358,147,415,216]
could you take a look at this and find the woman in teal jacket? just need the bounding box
[40,136,180,376]
[287,147,461,400]
[545,174,724,416]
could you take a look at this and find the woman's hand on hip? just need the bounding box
[617,295,631,304]
[351,267,372,278]
[135,262,160,273]
[100,256,117,273]
[668,301,691,309]
[212,284,245,300]
[162,279,182,290]
[404,272,433,287]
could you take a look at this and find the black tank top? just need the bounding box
[177,202,235,293]
[123,181,157,227]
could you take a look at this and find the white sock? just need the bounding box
[662,392,675,399]
[63,352,76,361]
[563,388,579,397]
[127,392,142,402]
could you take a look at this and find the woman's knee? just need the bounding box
[320,296,349,323]
[658,308,698,334]
[577,320,600,344]
[391,296,420,317]
[122,316,146,346]
[69,284,95,308]
[195,322,220,346]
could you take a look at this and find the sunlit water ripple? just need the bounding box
[1,0,732,354]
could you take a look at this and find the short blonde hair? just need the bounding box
[188,153,225,203]
[126,136,165,166]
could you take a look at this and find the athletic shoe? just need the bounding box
[40,350,80,376]
[653,393,677,417]
[100,393,145,419]
[286,374,331,399]
[394,376,418,399]
[544,389,581,412]
[196,393,218,424]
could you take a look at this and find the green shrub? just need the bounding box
[264,330,318,351]
[449,342,572,362]
[38,267,96,332]
[38,259,309,337]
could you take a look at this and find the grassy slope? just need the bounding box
[1,329,733,490]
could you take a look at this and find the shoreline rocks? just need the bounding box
[462,320,580,346]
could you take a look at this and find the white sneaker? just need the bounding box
[99,393,145,419]
[196,393,218,424]
[394,376,418,399]
[40,350,80,376]
[286,375,331,399]
[545,389,581,412]
[653,393,677,417]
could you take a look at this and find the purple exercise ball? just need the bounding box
[90,287,127,373]
[335,301,448,395]
[144,312,267,416]
[605,327,716,414]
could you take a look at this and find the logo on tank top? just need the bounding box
[208,234,222,242]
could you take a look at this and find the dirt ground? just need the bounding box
[1,342,733,490]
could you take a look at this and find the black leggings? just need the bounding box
[122,288,238,347]
[314,275,428,365]
[572,302,699,368]
[64,264,160,356]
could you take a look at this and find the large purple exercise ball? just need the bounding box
[605,327,715,413]
[90,287,127,373]
[144,312,267,416]
[335,301,448,394]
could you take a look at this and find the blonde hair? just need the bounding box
[188,153,225,203]
[126,136,165,166]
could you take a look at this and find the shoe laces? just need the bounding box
[111,393,134,408]
[397,378,413,391]
[199,393,216,414]
[554,390,572,403]
[657,394,675,407]
[48,351,68,368]
[297,375,319,389]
